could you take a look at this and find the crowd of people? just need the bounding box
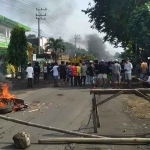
[26,58,134,89]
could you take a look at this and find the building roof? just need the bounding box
[0,15,31,31]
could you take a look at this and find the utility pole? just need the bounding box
[74,34,80,48]
[60,37,62,61]
[74,34,80,57]
[36,7,47,54]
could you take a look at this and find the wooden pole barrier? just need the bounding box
[92,95,98,133]
[134,90,150,102]
[38,137,150,145]
[90,89,150,95]
[96,91,124,107]
[0,115,105,138]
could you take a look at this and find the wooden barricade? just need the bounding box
[90,89,150,133]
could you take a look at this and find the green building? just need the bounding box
[0,14,31,54]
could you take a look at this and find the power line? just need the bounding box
[22,0,75,34]
[74,34,80,56]
[36,7,47,54]
[0,0,75,38]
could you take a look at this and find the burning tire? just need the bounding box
[0,98,14,114]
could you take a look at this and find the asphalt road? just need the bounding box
[0,80,149,150]
[0,86,93,150]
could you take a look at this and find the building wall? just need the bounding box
[40,36,48,50]
[0,25,11,50]
[28,36,48,50]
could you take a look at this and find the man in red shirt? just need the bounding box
[70,63,77,86]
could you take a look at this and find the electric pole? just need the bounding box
[74,34,80,57]
[60,37,62,61]
[36,7,47,54]
[74,34,80,48]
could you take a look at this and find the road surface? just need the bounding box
[0,83,149,150]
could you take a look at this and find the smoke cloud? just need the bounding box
[0,0,76,35]
[81,34,114,61]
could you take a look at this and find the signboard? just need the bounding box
[33,54,36,61]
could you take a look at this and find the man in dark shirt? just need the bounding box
[94,60,99,87]
[98,60,108,87]
[87,62,96,88]
[47,63,53,84]
[34,62,40,84]
[120,60,125,82]
[59,61,67,86]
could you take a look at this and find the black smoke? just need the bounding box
[0,0,76,35]
[80,34,114,61]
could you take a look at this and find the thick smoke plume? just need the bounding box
[0,0,76,35]
[81,34,114,61]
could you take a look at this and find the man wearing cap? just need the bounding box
[87,61,96,88]
[112,59,121,89]
[97,60,107,87]
[124,58,133,88]
[81,62,87,86]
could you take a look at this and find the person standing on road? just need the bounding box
[59,61,67,87]
[94,60,99,87]
[107,61,113,85]
[124,58,133,88]
[87,62,96,88]
[76,63,81,86]
[66,62,72,86]
[97,60,107,87]
[47,63,53,84]
[70,63,77,86]
[43,63,47,82]
[140,59,148,78]
[26,63,33,88]
[112,59,121,89]
[81,62,87,86]
[34,62,40,84]
[51,63,59,87]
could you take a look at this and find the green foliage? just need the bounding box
[128,3,150,48]
[45,38,65,61]
[82,0,150,49]
[7,25,28,67]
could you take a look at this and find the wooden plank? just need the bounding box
[0,115,104,138]
[96,95,100,128]
[96,91,124,107]
[96,106,100,128]
[134,90,150,102]
[39,137,150,144]
[92,95,97,133]
[90,89,150,95]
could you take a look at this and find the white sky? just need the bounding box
[0,0,123,55]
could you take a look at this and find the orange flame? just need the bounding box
[0,83,15,99]
[0,83,15,107]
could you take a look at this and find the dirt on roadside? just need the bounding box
[84,94,150,150]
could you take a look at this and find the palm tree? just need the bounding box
[45,38,65,62]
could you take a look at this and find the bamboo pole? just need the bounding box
[96,91,124,107]
[0,115,105,138]
[38,137,150,145]
[90,89,150,95]
[134,90,150,102]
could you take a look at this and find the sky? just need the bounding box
[0,0,123,55]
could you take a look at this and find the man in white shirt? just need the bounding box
[52,63,59,87]
[124,58,133,88]
[26,63,33,88]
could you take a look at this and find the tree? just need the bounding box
[7,25,28,77]
[128,2,150,49]
[82,0,149,49]
[45,38,65,62]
